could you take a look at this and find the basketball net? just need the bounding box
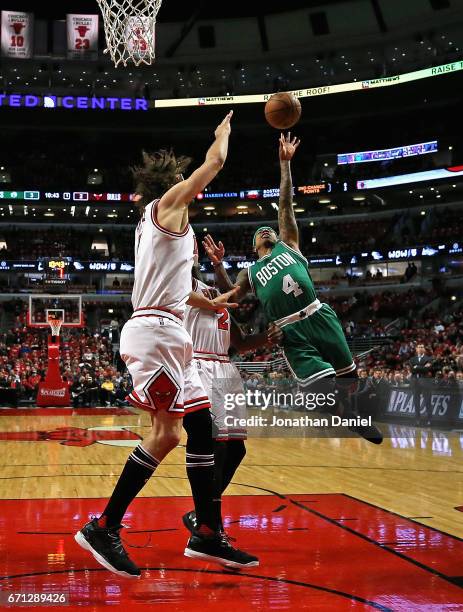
[48,317,63,338]
[96,0,163,67]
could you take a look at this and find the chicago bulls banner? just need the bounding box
[66,14,99,58]
[1,10,33,58]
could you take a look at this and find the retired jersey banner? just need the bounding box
[66,14,99,58]
[1,10,33,58]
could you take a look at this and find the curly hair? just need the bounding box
[131,149,192,212]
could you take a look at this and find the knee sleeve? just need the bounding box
[183,408,214,457]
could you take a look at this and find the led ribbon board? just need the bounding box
[155,60,463,108]
[357,166,463,190]
[338,141,438,165]
[0,60,461,110]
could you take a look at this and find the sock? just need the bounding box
[212,441,227,530]
[183,409,218,532]
[336,371,359,418]
[98,445,159,528]
[221,440,246,493]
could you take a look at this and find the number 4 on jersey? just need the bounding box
[282,273,303,298]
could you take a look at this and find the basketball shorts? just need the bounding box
[120,313,210,418]
[194,357,247,441]
[282,303,356,387]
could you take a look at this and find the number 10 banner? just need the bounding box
[1,10,33,58]
[66,14,99,58]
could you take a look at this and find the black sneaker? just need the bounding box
[184,531,259,569]
[182,510,198,535]
[349,423,383,445]
[74,518,141,578]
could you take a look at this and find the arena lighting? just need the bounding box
[203,206,215,210]
[319,199,331,204]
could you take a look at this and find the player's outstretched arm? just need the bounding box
[203,234,250,300]
[278,132,301,251]
[160,112,233,213]
[230,321,283,353]
[187,286,239,311]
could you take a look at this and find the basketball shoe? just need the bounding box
[75,518,141,578]
[184,526,259,569]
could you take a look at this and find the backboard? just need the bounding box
[27,295,83,328]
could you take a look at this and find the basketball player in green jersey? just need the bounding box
[204,132,382,444]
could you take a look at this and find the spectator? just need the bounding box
[409,343,434,425]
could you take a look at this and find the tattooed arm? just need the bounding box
[278,132,301,251]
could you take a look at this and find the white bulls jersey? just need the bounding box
[184,277,246,440]
[184,278,231,360]
[131,199,195,315]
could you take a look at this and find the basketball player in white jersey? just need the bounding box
[76,112,259,576]
[183,249,283,537]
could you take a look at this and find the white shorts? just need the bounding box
[194,358,247,441]
[120,312,210,418]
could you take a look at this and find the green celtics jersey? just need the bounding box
[248,241,317,321]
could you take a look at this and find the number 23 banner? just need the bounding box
[1,11,33,58]
[67,14,99,58]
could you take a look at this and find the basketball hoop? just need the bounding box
[47,314,63,337]
[96,0,163,67]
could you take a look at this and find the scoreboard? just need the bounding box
[0,190,135,202]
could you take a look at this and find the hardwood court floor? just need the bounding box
[0,407,462,610]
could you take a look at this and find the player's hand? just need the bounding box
[210,286,240,310]
[215,111,233,138]
[203,234,225,264]
[268,323,284,345]
[279,132,300,161]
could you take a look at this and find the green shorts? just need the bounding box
[282,303,356,386]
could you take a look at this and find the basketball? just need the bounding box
[265,92,301,129]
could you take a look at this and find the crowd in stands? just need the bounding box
[1,205,462,265]
[0,298,134,407]
[0,228,132,261]
[0,301,461,408]
[0,325,131,408]
[0,278,461,409]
